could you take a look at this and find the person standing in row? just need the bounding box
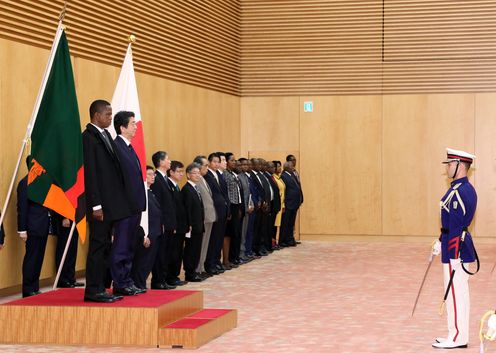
[166,161,188,287]
[112,111,147,296]
[193,155,216,278]
[204,153,229,275]
[131,166,162,290]
[224,152,243,268]
[150,151,176,290]
[53,215,83,288]
[182,163,205,282]
[279,161,303,247]
[272,161,286,246]
[17,158,52,298]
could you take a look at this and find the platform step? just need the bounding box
[158,308,237,349]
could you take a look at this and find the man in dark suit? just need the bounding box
[250,158,271,256]
[204,153,230,275]
[280,161,303,247]
[112,111,147,296]
[53,215,83,288]
[150,151,176,290]
[131,166,162,290]
[237,158,255,262]
[182,163,205,282]
[166,161,188,286]
[17,168,52,298]
[82,100,139,303]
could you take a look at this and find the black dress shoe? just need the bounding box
[185,274,203,282]
[84,292,116,303]
[168,279,188,286]
[113,287,138,296]
[151,282,176,290]
[131,285,147,294]
[57,281,76,288]
[205,268,219,275]
[72,281,85,287]
[200,271,213,278]
[22,291,42,298]
[295,241,301,244]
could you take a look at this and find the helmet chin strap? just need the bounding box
[451,160,460,179]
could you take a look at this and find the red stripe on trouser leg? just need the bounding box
[449,263,459,342]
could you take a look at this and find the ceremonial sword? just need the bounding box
[411,251,434,317]
[439,267,456,316]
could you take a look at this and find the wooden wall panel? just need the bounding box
[0,0,240,96]
[240,97,299,155]
[474,93,496,238]
[0,37,52,287]
[299,96,382,235]
[0,39,241,290]
[382,94,475,236]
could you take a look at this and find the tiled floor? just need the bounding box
[2,241,496,352]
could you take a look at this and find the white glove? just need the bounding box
[432,240,441,256]
[18,231,27,242]
[450,258,461,268]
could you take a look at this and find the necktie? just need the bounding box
[128,143,141,168]
[101,130,114,153]
[202,178,212,195]
[194,185,202,201]
[175,184,180,192]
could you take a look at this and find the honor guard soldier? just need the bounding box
[432,148,478,349]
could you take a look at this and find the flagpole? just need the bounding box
[0,20,65,238]
[52,222,76,290]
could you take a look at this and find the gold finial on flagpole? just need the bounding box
[59,0,68,23]
[128,35,136,43]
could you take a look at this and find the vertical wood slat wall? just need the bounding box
[241,0,496,96]
[0,0,240,96]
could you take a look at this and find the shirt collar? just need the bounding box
[118,135,131,146]
[90,123,105,133]
[208,168,217,175]
[168,177,178,187]
[187,180,197,187]
[157,169,167,178]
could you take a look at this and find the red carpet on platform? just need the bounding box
[5,288,196,307]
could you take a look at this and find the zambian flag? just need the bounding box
[27,25,86,241]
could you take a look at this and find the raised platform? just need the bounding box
[0,288,236,348]
[159,308,237,349]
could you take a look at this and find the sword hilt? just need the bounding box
[439,301,445,316]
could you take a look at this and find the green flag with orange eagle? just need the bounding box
[27,28,86,241]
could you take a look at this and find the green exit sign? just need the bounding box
[303,101,313,112]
